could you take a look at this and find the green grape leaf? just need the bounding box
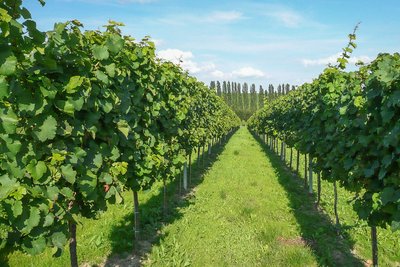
[12,200,23,218]
[376,60,398,85]
[95,70,108,84]
[106,34,124,54]
[56,100,75,116]
[1,109,18,134]
[391,220,400,232]
[60,187,74,199]
[380,187,396,206]
[0,75,9,99]
[23,207,41,234]
[0,174,18,199]
[34,115,57,141]
[101,173,112,184]
[92,153,103,169]
[339,106,347,115]
[27,160,47,181]
[381,108,394,123]
[68,96,84,111]
[6,139,22,157]
[92,45,109,60]
[65,76,84,94]
[61,164,76,184]
[43,214,54,227]
[388,90,400,107]
[0,55,17,76]
[110,146,120,161]
[78,170,97,198]
[7,161,24,179]
[117,120,130,138]
[100,100,113,113]
[115,190,123,204]
[46,186,59,201]
[378,168,387,180]
[0,8,12,23]
[10,186,27,200]
[381,154,393,168]
[105,63,116,77]
[51,232,67,249]
[22,236,46,255]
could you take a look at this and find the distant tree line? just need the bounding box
[210,81,296,121]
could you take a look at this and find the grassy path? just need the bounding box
[144,127,363,266]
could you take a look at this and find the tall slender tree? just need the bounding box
[285,83,290,94]
[232,82,237,110]
[259,85,264,108]
[238,83,243,111]
[216,81,222,96]
[222,81,227,102]
[210,81,216,92]
[242,82,249,112]
[268,84,274,101]
[227,81,232,106]
[250,83,257,111]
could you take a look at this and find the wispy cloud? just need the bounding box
[59,0,156,5]
[206,11,243,22]
[117,0,154,3]
[302,53,372,67]
[178,36,345,55]
[158,10,243,25]
[260,4,325,29]
[268,10,303,27]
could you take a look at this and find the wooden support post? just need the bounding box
[308,157,313,194]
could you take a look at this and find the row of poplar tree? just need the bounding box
[210,81,296,121]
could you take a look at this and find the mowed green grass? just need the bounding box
[145,127,321,266]
[259,136,400,267]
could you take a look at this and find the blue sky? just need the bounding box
[25,0,400,87]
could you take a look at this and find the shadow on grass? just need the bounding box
[251,133,365,267]
[104,129,238,266]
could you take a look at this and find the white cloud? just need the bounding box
[157,49,217,74]
[348,56,373,64]
[211,70,225,78]
[269,10,302,27]
[232,67,265,78]
[157,49,268,81]
[151,38,164,46]
[206,11,243,22]
[302,53,373,67]
[158,49,193,64]
[302,53,340,67]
